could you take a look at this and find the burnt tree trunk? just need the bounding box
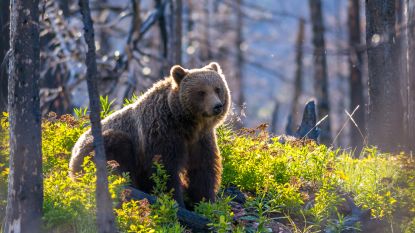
[184,0,196,67]
[168,0,182,66]
[408,0,415,152]
[155,0,168,76]
[289,18,305,133]
[270,102,279,134]
[366,0,404,152]
[4,0,43,232]
[202,0,212,61]
[309,0,332,145]
[0,0,10,114]
[235,0,245,111]
[79,0,117,232]
[127,0,142,45]
[348,0,365,150]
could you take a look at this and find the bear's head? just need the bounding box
[170,62,230,124]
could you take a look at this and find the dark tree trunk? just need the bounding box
[0,0,10,114]
[127,0,142,46]
[289,18,305,133]
[235,0,245,111]
[155,0,168,76]
[202,0,212,61]
[57,0,70,17]
[309,0,332,145]
[348,0,365,150]
[4,0,43,232]
[270,102,279,134]
[168,0,182,66]
[394,0,409,149]
[79,0,117,232]
[366,0,404,152]
[408,0,415,152]
[184,0,196,67]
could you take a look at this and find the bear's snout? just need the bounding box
[213,103,224,115]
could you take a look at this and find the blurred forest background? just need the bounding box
[0,0,414,152]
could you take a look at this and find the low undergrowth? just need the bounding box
[0,104,414,232]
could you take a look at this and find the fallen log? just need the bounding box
[123,186,211,232]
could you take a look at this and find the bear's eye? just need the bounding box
[215,87,221,94]
[197,91,206,97]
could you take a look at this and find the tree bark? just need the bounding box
[201,0,212,61]
[348,0,365,150]
[366,0,404,152]
[4,0,43,232]
[155,0,168,76]
[408,0,415,152]
[168,0,182,66]
[309,0,332,145]
[270,102,279,134]
[235,0,245,113]
[289,18,305,133]
[0,0,10,114]
[79,0,117,232]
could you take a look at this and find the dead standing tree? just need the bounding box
[79,0,117,232]
[4,0,43,232]
[0,0,9,114]
[408,0,415,152]
[348,0,365,150]
[366,0,404,152]
[288,18,305,134]
[168,0,182,66]
[235,0,245,112]
[309,0,331,145]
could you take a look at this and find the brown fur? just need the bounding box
[69,62,231,207]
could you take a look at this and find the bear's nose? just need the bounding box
[213,103,223,115]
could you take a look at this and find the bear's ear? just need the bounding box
[170,65,188,84]
[204,62,223,74]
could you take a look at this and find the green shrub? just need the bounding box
[1,111,414,232]
[195,195,234,233]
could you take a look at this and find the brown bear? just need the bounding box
[69,62,231,207]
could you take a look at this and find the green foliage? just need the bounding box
[100,96,115,118]
[195,195,234,233]
[217,126,415,232]
[150,160,170,196]
[74,95,116,119]
[115,160,184,232]
[0,112,9,223]
[123,93,140,106]
[115,199,155,233]
[149,161,184,231]
[337,147,398,219]
[74,106,88,119]
[0,107,183,232]
[0,111,414,232]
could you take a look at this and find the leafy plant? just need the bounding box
[195,195,234,233]
[100,96,115,118]
[74,106,88,119]
[0,114,414,232]
[123,93,140,106]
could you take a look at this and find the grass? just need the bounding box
[0,99,414,232]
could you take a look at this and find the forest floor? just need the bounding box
[0,109,415,233]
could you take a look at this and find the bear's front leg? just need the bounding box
[163,161,186,207]
[187,132,222,205]
[147,137,188,207]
